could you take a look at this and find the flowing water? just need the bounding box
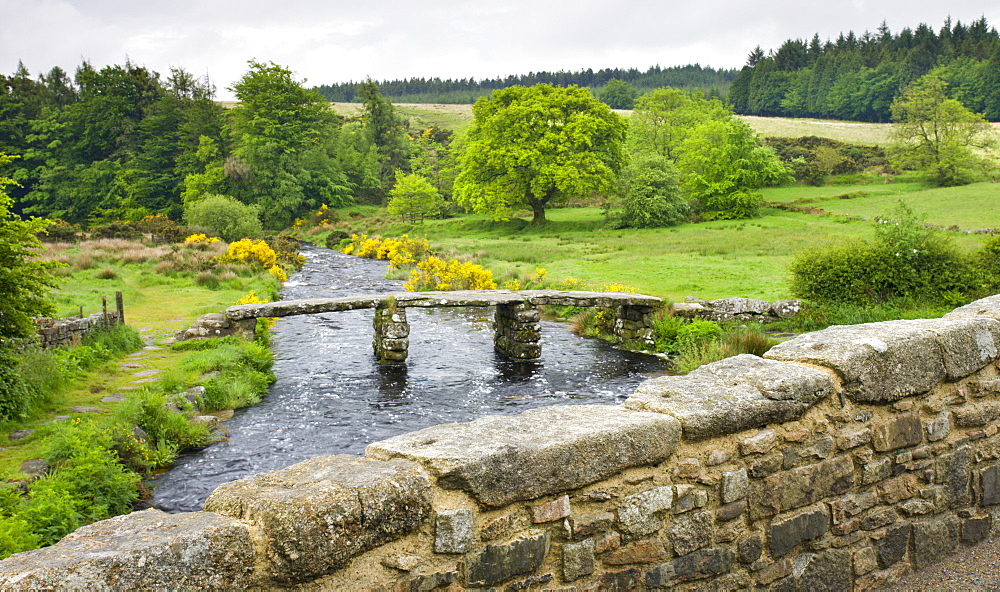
[151,245,666,512]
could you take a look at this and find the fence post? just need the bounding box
[115,291,124,325]
[102,296,108,326]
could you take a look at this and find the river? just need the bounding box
[151,245,666,512]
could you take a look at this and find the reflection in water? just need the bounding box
[151,245,666,512]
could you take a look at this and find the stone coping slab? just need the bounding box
[204,454,430,584]
[945,295,1000,321]
[623,354,833,439]
[366,404,681,507]
[0,509,256,590]
[226,290,661,320]
[764,318,1000,402]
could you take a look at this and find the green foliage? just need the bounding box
[15,487,80,547]
[0,155,59,344]
[627,88,731,160]
[109,389,209,450]
[358,80,411,196]
[673,324,777,374]
[677,118,792,220]
[730,18,1000,122]
[454,84,627,224]
[764,136,889,186]
[890,75,997,187]
[228,61,333,153]
[598,79,638,109]
[201,369,273,411]
[614,153,688,228]
[183,194,263,242]
[387,172,444,220]
[0,350,38,423]
[791,202,981,303]
[0,516,41,558]
[173,336,274,411]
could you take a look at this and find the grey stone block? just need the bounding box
[204,454,431,584]
[945,295,1000,321]
[792,549,852,592]
[618,486,673,537]
[721,467,749,503]
[625,355,832,439]
[669,510,714,556]
[466,530,550,587]
[672,547,734,582]
[981,465,1000,505]
[0,509,256,590]
[435,509,473,553]
[367,405,680,507]
[769,504,830,557]
[872,414,923,452]
[912,516,959,569]
[877,522,911,568]
[562,538,595,582]
[764,319,956,402]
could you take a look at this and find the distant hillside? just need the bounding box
[314,64,738,104]
[730,17,1000,122]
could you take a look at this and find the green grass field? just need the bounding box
[331,102,900,142]
[762,181,1000,231]
[345,199,991,303]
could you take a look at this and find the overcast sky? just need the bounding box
[2,1,998,100]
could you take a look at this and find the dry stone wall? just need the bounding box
[33,311,121,349]
[7,296,1000,590]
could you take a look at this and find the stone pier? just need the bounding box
[494,302,542,361]
[373,301,409,364]
[613,304,656,349]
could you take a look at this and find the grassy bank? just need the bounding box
[0,237,287,558]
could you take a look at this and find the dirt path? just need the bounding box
[887,534,1000,591]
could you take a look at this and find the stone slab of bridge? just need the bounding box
[225,290,661,363]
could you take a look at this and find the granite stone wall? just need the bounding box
[6,295,1000,590]
[33,311,122,349]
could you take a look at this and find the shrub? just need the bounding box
[110,389,209,450]
[37,219,80,242]
[0,350,38,422]
[614,154,688,228]
[133,215,186,243]
[89,221,140,240]
[219,238,278,268]
[791,202,980,303]
[183,194,264,242]
[95,267,118,280]
[403,256,497,291]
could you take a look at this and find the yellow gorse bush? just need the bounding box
[218,239,291,283]
[237,290,276,328]
[341,234,430,270]
[404,256,498,291]
[184,233,220,244]
[220,239,278,268]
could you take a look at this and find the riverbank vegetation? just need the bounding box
[0,206,290,557]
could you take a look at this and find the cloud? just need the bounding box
[2,0,997,100]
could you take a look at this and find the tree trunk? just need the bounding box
[528,195,549,225]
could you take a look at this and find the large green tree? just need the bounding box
[676,118,792,220]
[890,75,997,186]
[226,61,350,228]
[627,88,730,159]
[454,84,626,224]
[598,79,639,109]
[0,154,57,345]
[358,80,410,197]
